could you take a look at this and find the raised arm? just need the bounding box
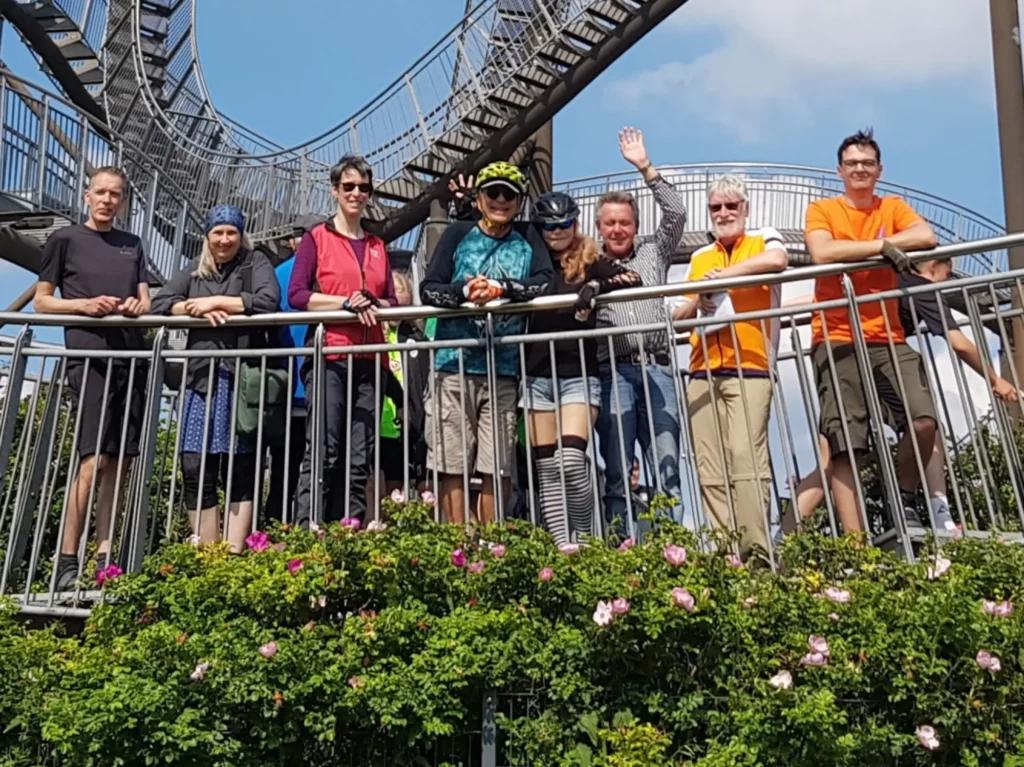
[618,127,686,264]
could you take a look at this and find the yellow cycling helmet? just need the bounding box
[475,161,527,195]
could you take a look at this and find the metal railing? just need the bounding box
[1,231,1023,620]
[0,71,205,280]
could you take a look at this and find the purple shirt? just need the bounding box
[287,223,397,311]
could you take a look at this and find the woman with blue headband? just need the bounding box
[153,204,280,551]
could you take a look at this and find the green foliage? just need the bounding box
[1,504,1024,766]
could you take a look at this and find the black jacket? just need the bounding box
[152,249,280,392]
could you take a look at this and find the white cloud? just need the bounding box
[605,0,994,140]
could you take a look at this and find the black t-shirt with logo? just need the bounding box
[38,224,148,351]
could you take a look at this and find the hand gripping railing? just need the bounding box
[2,231,1024,617]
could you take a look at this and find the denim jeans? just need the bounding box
[597,361,682,527]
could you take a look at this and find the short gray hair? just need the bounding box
[707,174,748,202]
[597,190,638,224]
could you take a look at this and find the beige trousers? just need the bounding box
[687,376,773,555]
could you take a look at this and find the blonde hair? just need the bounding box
[193,233,254,279]
[560,233,600,285]
[393,271,413,304]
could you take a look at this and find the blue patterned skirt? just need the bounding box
[180,365,253,454]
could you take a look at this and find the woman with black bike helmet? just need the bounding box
[524,191,642,544]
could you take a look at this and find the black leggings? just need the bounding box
[181,452,256,510]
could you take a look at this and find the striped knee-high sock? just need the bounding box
[534,443,569,545]
[560,436,595,541]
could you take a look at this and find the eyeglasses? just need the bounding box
[338,182,373,194]
[708,201,743,214]
[483,186,521,202]
[541,220,575,232]
[841,159,879,170]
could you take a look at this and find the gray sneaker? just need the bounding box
[53,554,80,592]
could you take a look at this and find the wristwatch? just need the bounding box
[637,163,652,174]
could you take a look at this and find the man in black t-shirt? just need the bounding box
[34,166,151,591]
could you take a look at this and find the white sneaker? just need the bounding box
[931,497,956,533]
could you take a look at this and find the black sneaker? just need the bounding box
[54,554,80,592]
[900,490,923,528]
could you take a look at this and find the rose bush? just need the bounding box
[1,499,1023,766]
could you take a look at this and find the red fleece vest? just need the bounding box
[311,224,389,360]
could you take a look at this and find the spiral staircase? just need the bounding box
[0,0,693,281]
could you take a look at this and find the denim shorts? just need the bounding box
[523,375,602,411]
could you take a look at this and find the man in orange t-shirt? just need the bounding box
[804,129,938,536]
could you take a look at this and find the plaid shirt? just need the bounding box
[596,175,688,361]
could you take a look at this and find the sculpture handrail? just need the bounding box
[8,231,1023,332]
[555,162,1006,234]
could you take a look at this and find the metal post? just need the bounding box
[35,97,50,207]
[989,0,1024,398]
[404,74,431,151]
[0,327,31,485]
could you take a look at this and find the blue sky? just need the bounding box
[0,0,1019,313]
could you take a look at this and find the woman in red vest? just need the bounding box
[288,155,398,526]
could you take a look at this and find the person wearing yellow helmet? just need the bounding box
[420,160,553,526]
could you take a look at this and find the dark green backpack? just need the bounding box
[234,255,289,441]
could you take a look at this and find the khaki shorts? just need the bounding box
[813,342,936,457]
[425,372,518,476]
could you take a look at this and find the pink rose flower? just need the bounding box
[559,543,580,555]
[366,520,388,532]
[808,635,830,656]
[390,489,406,503]
[489,543,506,558]
[617,537,636,552]
[611,597,631,615]
[664,544,687,567]
[341,517,361,531]
[823,586,851,604]
[309,521,326,540]
[916,725,940,750]
[800,652,828,667]
[259,642,278,659]
[671,587,696,612]
[468,561,485,575]
[976,650,1002,673]
[538,567,554,582]
[725,553,744,569]
[245,531,269,553]
[348,676,364,689]
[451,549,467,568]
[983,599,1013,617]
[288,559,303,576]
[592,600,614,627]
[95,564,123,586]
[420,490,437,505]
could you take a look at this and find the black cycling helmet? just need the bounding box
[531,191,579,225]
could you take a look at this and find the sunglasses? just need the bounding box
[338,182,372,194]
[541,219,576,232]
[708,201,743,214]
[483,186,521,202]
